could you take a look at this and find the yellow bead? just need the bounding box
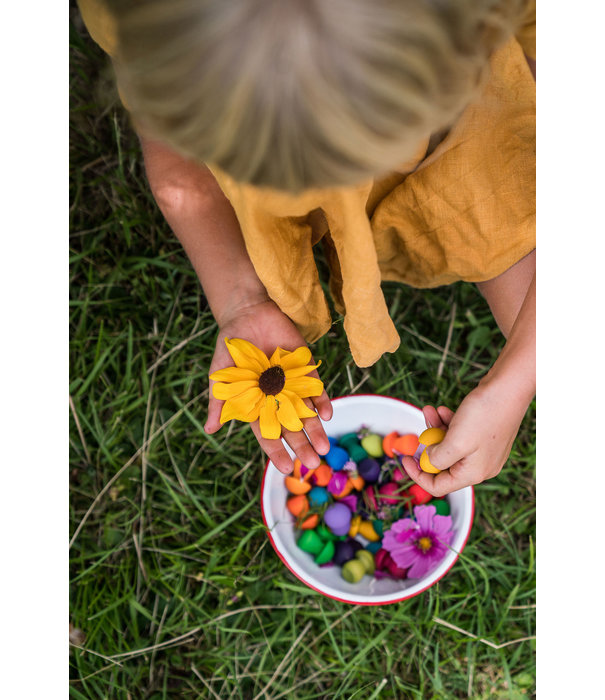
[355,549,375,575]
[342,559,366,583]
[419,449,441,474]
[348,514,362,537]
[358,520,380,542]
[418,427,446,446]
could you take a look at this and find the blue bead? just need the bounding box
[308,486,330,507]
[325,445,349,470]
[365,540,382,554]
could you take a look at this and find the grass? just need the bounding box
[69,6,535,698]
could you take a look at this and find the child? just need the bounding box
[76,0,536,496]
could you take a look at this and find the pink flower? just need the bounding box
[382,505,454,579]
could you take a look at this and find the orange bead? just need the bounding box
[293,458,303,479]
[284,476,312,495]
[300,513,320,530]
[348,474,365,491]
[382,431,399,458]
[333,479,355,499]
[312,462,332,487]
[392,433,419,457]
[286,494,309,518]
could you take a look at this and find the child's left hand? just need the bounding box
[401,381,531,496]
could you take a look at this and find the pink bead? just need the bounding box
[378,482,400,505]
[374,548,389,570]
[364,486,378,510]
[386,557,408,579]
[392,465,407,482]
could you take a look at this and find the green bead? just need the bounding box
[429,498,451,516]
[365,540,382,554]
[372,519,384,536]
[361,434,384,458]
[338,433,359,449]
[342,559,366,583]
[315,540,335,565]
[355,549,375,575]
[297,530,324,555]
[316,524,338,541]
[348,444,369,463]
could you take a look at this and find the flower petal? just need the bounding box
[259,396,281,439]
[389,544,421,569]
[414,505,437,531]
[283,376,324,398]
[280,389,317,419]
[278,346,312,370]
[275,393,304,432]
[209,366,260,382]
[220,387,264,423]
[284,362,321,380]
[431,514,454,538]
[269,347,287,366]
[224,338,270,373]
[407,556,434,579]
[212,379,259,401]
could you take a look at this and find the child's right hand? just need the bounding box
[204,299,332,474]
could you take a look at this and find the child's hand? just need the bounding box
[401,382,530,495]
[204,299,332,474]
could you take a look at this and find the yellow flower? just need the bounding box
[209,338,324,439]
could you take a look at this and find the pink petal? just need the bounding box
[414,505,437,531]
[407,557,433,579]
[432,514,454,538]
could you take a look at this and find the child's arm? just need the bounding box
[139,135,332,472]
[401,251,535,495]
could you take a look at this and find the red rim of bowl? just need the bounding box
[260,393,475,605]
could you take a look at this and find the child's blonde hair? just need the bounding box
[110,0,527,192]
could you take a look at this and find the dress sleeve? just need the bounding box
[515,0,536,60]
[76,0,118,57]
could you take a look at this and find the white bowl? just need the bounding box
[261,394,474,605]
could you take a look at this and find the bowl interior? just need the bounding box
[261,395,474,605]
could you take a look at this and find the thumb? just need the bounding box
[426,435,467,471]
[204,381,224,434]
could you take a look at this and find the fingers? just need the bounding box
[312,389,333,422]
[251,424,295,474]
[204,394,223,434]
[401,455,470,498]
[422,405,454,429]
[301,411,331,456]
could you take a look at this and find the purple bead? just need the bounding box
[338,493,359,512]
[349,538,363,554]
[327,471,349,496]
[324,503,352,536]
[333,540,357,566]
[358,457,381,484]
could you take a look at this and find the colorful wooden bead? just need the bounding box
[358,520,380,542]
[300,513,320,530]
[311,462,333,487]
[382,431,399,458]
[285,476,311,495]
[308,486,330,507]
[378,481,401,505]
[315,540,335,565]
[324,503,352,536]
[325,445,349,471]
[419,449,441,474]
[348,514,362,537]
[428,498,451,516]
[408,483,433,506]
[418,427,446,446]
[297,530,323,555]
[360,433,384,458]
[357,457,381,484]
[286,494,309,518]
[392,433,420,456]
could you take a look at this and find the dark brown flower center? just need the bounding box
[258,366,285,396]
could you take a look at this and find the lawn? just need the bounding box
[69,6,536,698]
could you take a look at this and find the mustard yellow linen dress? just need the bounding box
[77,0,536,368]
